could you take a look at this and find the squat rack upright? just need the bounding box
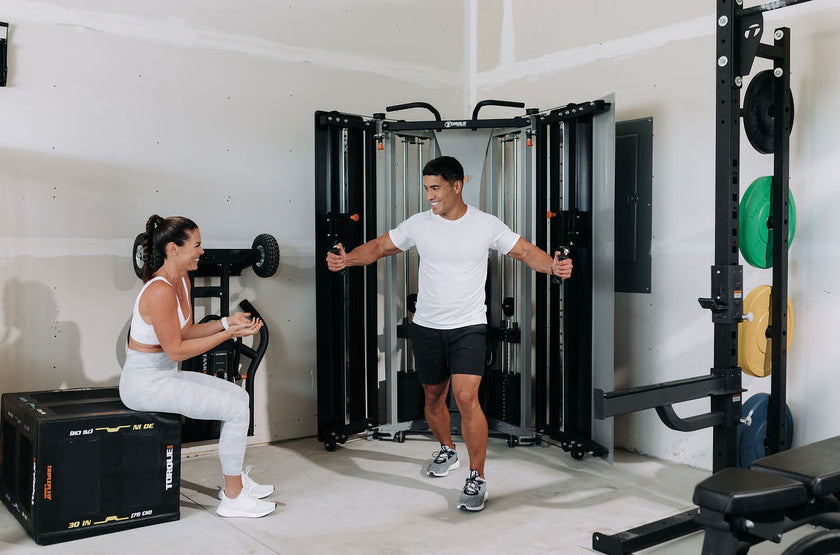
[592,0,805,552]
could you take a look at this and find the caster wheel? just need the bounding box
[324,438,337,452]
[507,436,516,448]
[252,233,280,278]
[571,448,585,460]
[395,431,406,443]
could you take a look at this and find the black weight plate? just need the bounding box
[743,70,795,154]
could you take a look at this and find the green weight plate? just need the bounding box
[739,176,796,269]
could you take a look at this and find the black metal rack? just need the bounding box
[314,99,614,457]
[187,244,276,438]
[591,1,804,552]
[314,111,380,450]
[131,235,277,440]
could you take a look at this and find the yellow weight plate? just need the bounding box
[738,285,794,377]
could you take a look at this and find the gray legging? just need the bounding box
[120,349,250,476]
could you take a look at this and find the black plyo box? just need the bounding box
[0,387,181,545]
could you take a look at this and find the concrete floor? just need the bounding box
[0,434,819,554]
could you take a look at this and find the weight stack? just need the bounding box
[484,369,521,426]
[0,387,181,545]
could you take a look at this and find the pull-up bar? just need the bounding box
[739,0,814,18]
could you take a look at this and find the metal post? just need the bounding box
[711,0,743,473]
[384,134,399,425]
[767,27,791,454]
[339,129,351,424]
[517,131,534,430]
[500,137,508,352]
[402,139,410,373]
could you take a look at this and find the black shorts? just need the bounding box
[409,323,487,385]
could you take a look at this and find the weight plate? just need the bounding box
[737,393,794,468]
[739,285,794,377]
[739,176,796,269]
[743,69,795,154]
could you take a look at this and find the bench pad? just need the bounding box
[694,467,807,514]
[752,436,840,498]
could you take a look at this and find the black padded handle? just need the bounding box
[385,102,441,121]
[472,100,525,120]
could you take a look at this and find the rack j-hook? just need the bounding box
[1,22,9,87]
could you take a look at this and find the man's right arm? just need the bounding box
[325,232,402,272]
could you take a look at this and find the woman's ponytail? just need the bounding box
[141,214,164,282]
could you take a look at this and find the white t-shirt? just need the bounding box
[389,205,520,329]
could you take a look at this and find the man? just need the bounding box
[326,155,572,512]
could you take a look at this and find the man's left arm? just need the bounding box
[505,237,573,279]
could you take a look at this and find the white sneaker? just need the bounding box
[216,489,275,518]
[218,466,275,500]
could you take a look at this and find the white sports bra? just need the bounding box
[129,276,191,345]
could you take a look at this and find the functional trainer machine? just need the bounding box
[314,97,616,459]
[592,1,808,553]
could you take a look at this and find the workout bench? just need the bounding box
[694,436,840,554]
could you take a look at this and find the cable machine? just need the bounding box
[314,97,615,460]
[592,0,804,552]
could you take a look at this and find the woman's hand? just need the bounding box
[226,316,263,338]
[226,312,253,327]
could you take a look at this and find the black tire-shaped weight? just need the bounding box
[743,69,795,155]
[324,437,337,452]
[132,233,163,279]
[251,233,280,278]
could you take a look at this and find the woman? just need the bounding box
[120,215,275,518]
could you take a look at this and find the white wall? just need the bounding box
[2,0,839,470]
[0,0,465,444]
[474,0,840,468]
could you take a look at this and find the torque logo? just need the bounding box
[165,446,174,490]
[44,465,52,500]
[444,121,467,128]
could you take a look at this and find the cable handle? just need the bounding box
[550,246,571,285]
[330,243,347,275]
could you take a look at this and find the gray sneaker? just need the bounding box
[427,445,460,477]
[457,470,487,512]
